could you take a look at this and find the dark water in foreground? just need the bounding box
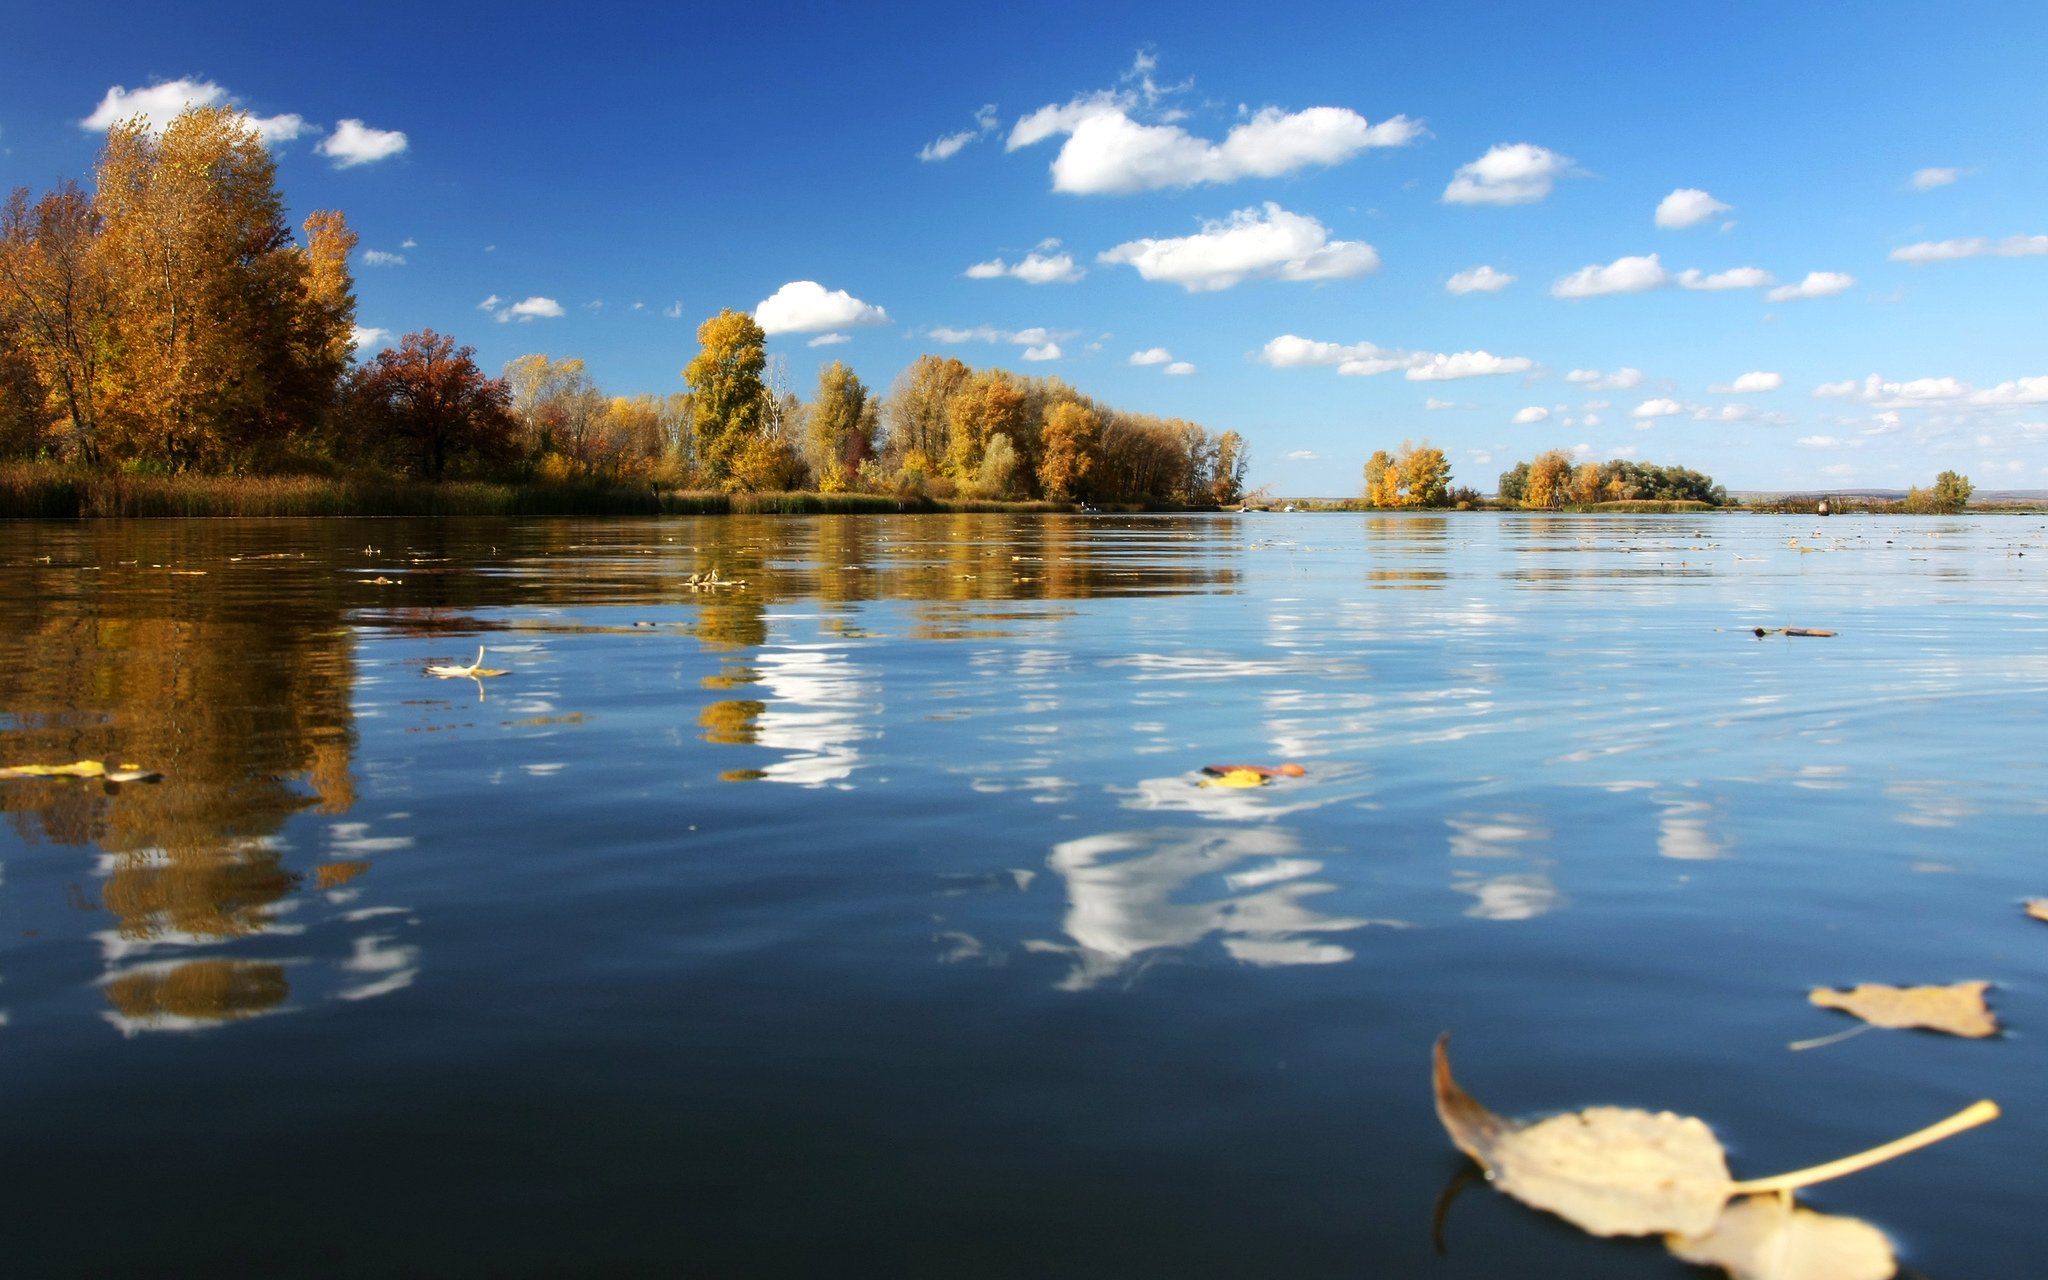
[0,512,2043,1278]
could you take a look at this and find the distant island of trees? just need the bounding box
[0,105,1247,516]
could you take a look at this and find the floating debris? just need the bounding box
[0,759,162,783]
[426,646,509,678]
[1808,981,1999,1038]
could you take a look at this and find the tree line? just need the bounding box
[1497,451,1727,508]
[0,105,1247,508]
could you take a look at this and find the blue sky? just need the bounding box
[3,0,2044,494]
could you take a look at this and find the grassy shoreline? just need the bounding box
[0,465,1090,519]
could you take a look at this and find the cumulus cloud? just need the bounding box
[1707,371,1782,394]
[1021,100,1419,195]
[1022,343,1062,361]
[349,325,391,351]
[1553,254,1668,298]
[317,119,409,167]
[1098,203,1377,291]
[930,324,1077,360]
[1407,351,1533,381]
[1655,188,1731,229]
[1259,335,1533,381]
[1766,271,1854,301]
[807,333,850,347]
[1632,398,1683,419]
[1890,234,2048,264]
[1910,167,1960,190]
[1443,143,1574,205]
[82,77,311,142]
[1511,406,1550,424]
[1565,368,1642,391]
[1676,266,1773,291]
[1971,376,2048,405]
[754,280,888,335]
[1446,265,1515,294]
[499,297,564,323]
[1164,361,1196,375]
[965,248,1085,283]
[361,249,406,267]
[920,103,999,162]
[1129,348,1173,366]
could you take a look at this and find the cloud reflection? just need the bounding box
[1025,827,1382,990]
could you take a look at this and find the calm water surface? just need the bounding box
[1,512,2043,1277]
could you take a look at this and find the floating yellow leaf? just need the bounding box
[2026,899,2048,924]
[1431,1035,1998,1242]
[1808,981,1997,1038]
[0,759,161,783]
[1667,1196,1896,1280]
[1201,769,1269,789]
[1433,1034,1732,1236]
[426,645,509,678]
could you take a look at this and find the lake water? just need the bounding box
[1,512,2043,1277]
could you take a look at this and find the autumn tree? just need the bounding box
[1364,450,1395,505]
[93,105,349,469]
[1038,399,1098,501]
[347,330,516,481]
[1522,449,1575,509]
[504,353,607,473]
[1365,441,1451,507]
[805,361,876,490]
[683,309,768,486]
[946,369,1028,480]
[0,182,115,460]
[883,354,972,477]
[1211,430,1248,505]
[1931,470,1973,513]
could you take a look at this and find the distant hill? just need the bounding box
[1732,488,2048,504]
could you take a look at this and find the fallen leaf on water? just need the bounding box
[1667,1195,1896,1280]
[1434,1033,1732,1236]
[1200,768,1269,789]
[2026,899,2048,923]
[1201,763,1306,779]
[1432,1034,1997,1241]
[426,645,509,678]
[1808,981,1998,1038]
[0,759,162,783]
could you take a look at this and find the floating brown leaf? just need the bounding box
[1432,1035,1998,1243]
[1807,981,1998,1038]
[1667,1195,1896,1280]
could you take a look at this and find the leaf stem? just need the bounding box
[1729,1100,1999,1194]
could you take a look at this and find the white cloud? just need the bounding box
[1022,343,1062,361]
[1971,376,2048,405]
[1632,397,1683,419]
[807,332,851,347]
[1406,351,1534,381]
[1655,188,1731,229]
[1443,143,1574,205]
[400,238,417,249]
[1259,335,1531,381]
[1098,203,1377,291]
[1890,234,2048,264]
[662,301,684,319]
[476,294,502,311]
[1553,253,1668,298]
[930,324,1078,358]
[1130,348,1173,365]
[1565,368,1643,391]
[920,103,999,162]
[81,78,309,143]
[1798,436,1843,448]
[349,325,391,351]
[1511,406,1550,424]
[1709,371,1782,394]
[965,250,1085,283]
[1446,265,1515,294]
[1813,374,1969,407]
[1765,271,1854,301]
[1676,266,1773,291]
[1424,397,1454,411]
[1164,361,1196,375]
[317,119,408,168]
[754,280,888,335]
[1024,99,1419,195]
[1282,450,1320,461]
[1582,413,1602,427]
[501,297,564,323]
[1910,167,1960,190]
[361,249,406,267]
